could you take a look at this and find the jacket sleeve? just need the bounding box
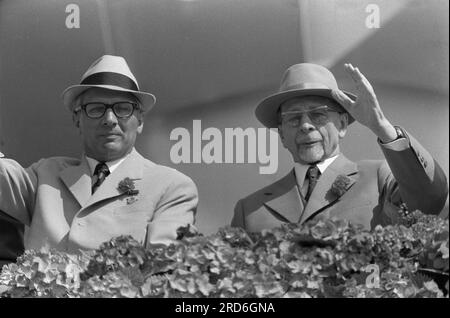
[379,128,448,215]
[145,172,198,245]
[0,158,38,225]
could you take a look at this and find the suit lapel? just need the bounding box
[300,155,358,224]
[60,157,92,208]
[83,149,144,208]
[264,170,304,223]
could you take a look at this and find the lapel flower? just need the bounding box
[117,177,139,196]
[176,224,199,240]
[330,174,353,198]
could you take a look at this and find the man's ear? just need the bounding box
[72,111,80,128]
[137,113,144,134]
[338,113,348,139]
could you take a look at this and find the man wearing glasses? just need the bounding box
[232,63,447,232]
[0,55,198,257]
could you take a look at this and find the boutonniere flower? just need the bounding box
[117,177,139,196]
[330,174,353,198]
[118,178,139,205]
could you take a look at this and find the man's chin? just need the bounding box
[297,152,324,164]
[101,143,120,152]
[96,144,125,160]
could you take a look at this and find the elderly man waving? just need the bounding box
[0,55,198,257]
[232,63,448,232]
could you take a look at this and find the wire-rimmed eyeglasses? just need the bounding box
[281,105,341,127]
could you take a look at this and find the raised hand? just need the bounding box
[331,63,397,143]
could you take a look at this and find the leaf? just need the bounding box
[196,275,214,296]
[433,258,446,270]
[0,285,10,295]
[438,240,449,259]
[254,280,285,298]
[287,260,312,274]
[169,278,187,293]
[283,291,312,298]
[120,286,139,298]
[306,280,320,290]
[412,272,432,288]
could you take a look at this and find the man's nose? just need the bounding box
[297,113,315,133]
[101,108,118,126]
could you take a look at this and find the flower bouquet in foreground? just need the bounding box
[0,210,448,298]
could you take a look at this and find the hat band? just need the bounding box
[281,82,331,92]
[81,72,139,91]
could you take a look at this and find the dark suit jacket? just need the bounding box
[232,130,448,232]
[0,210,24,267]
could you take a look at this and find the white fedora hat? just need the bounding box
[62,55,156,113]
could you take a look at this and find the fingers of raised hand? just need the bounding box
[345,63,366,83]
[354,68,375,92]
[344,63,360,84]
[345,63,374,94]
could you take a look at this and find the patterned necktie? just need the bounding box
[92,162,110,194]
[305,165,320,202]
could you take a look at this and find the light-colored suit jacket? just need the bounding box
[232,131,448,232]
[0,149,198,253]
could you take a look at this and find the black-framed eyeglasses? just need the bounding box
[281,105,341,127]
[75,102,140,119]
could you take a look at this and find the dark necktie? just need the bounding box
[92,162,110,194]
[305,165,320,202]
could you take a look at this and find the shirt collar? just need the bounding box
[294,155,339,188]
[85,151,131,176]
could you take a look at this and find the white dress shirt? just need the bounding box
[85,150,132,180]
[294,155,338,196]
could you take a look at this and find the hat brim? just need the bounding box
[255,88,356,128]
[62,84,156,113]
